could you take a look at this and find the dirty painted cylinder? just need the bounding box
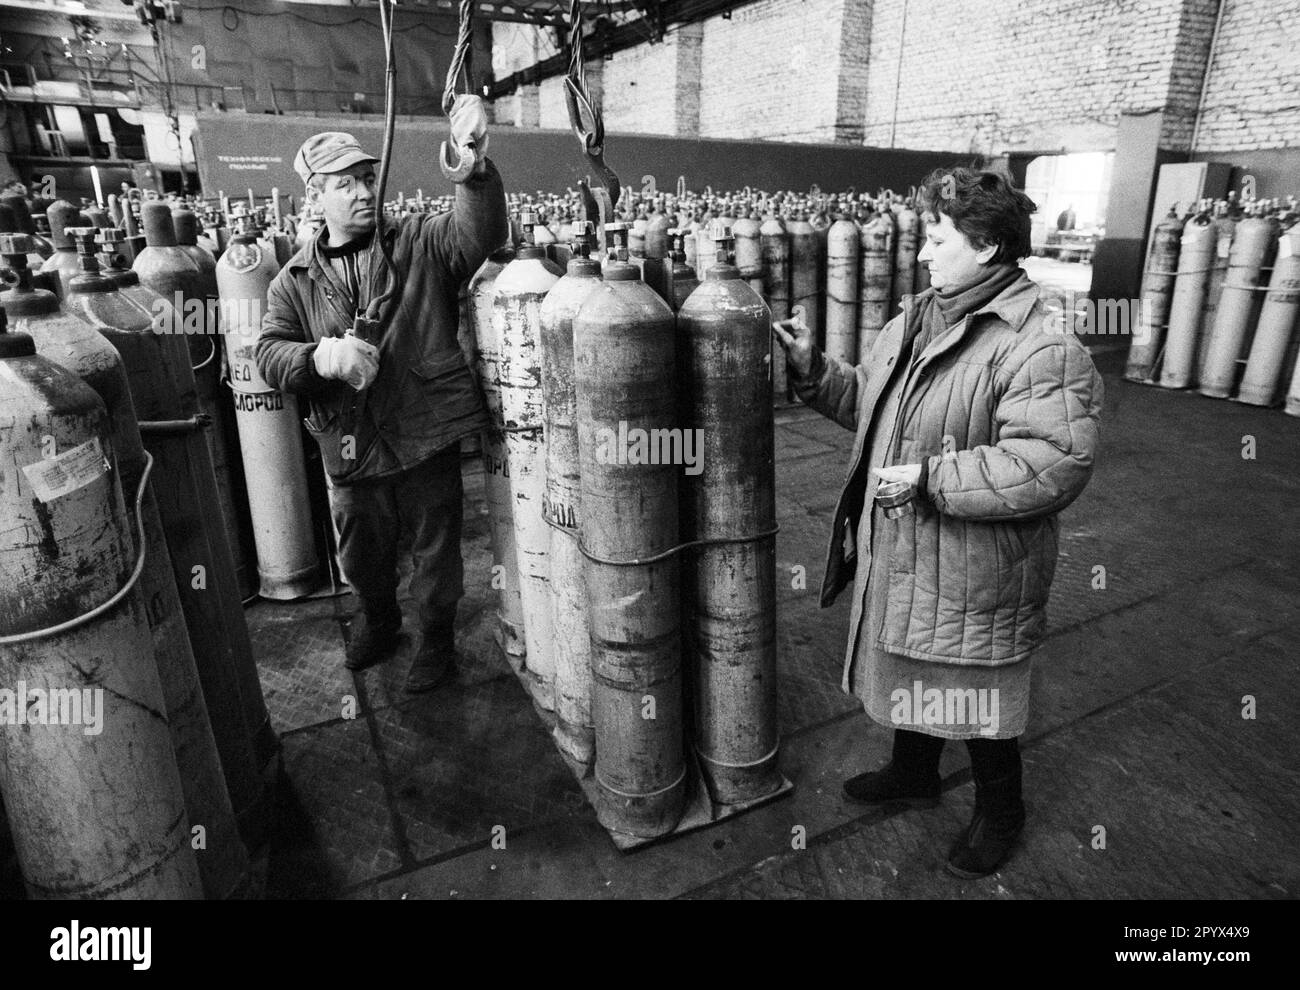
[731,213,764,300]
[857,210,894,361]
[7,232,252,899]
[135,201,253,600]
[1159,211,1216,389]
[217,222,321,598]
[760,212,791,401]
[666,231,700,313]
[0,309,202,899]
[789,213,821,350]
[676,235,782,805]
[470,246,528,662]
[80,245,275,848]
[1125,207,1184,382]
[1195,207,1236,380]
[1200,213,1279,398]
[574,233,686,838]
[538,224,602,769]
[891,200,919,312]
[1237,226,1300,406]
[494,214,562,712]
[1286,337,1300,417]
[641,209,672,304]
[825,215,860,364]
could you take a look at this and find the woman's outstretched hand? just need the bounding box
[872,464,922,487]
[772,305,815,379]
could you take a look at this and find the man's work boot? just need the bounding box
[404,621,457,694]
[945,770,1026,879]
[344,603,401,671]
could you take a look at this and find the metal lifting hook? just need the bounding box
[441,0,478,183]
[563,0,619,227]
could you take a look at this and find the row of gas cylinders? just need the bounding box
[22,193,327,606]
[0,202,287,899]
[184,181,930,408]
[468,214,783,839]
[1125,196,1300,414]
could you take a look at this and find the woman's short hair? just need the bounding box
[917,167,1036,264]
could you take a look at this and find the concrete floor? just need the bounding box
[244,348,1299,900]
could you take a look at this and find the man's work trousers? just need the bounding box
[328,441,464,632]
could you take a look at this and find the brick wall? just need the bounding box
[490,0,1298,155]
[861,0,1200,154]
[698,0,850,142]
[1191,0,1300,151]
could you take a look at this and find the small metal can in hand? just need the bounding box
[874,479,914,519]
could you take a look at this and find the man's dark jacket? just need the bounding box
[255,160,507,484]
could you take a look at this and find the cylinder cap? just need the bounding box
[47,201,79,247]
[142,201,179,247]
[173,209,199,245]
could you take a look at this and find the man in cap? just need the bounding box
[256,98,507,692]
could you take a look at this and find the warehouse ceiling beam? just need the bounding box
[486,0,749,98]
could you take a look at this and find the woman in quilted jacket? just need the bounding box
[774,167,1104,879]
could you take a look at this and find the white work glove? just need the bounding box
[314,334,379,390]
[449,95,489,171]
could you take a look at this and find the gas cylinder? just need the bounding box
[2,194,53,258]
[760,208,791,401]
[683,212,701,275]
[857,208,894,361]
[1200,209,1280,398]
[0,203,60,296]
[120,199,147,261]
[217,215,321,598]
[629,207,648,259]
[0,306,203,899]
[1286,337,1300,416]
[494,213,563,712]
[1159,208,1216,389]
[174,207,220,284]
[892,199,919,311]
[1237,225,1300,406]
[694,209,717,281]
[789,211,821,351]
[1195,202,1236,380]
[676,229,781,805]
[666,230,700,313]
[538,223,602,769]
[732,210,765,300]
[825,213,860,363]
[6,232,252,899]
[470,245,528,662]
[642,207,672,305]
[1125,206,1184,382]
[135,201,252,601]
[533,213,560,266]
[68,241,274,849]
[573,228,685,838]
[38,201,83,299]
